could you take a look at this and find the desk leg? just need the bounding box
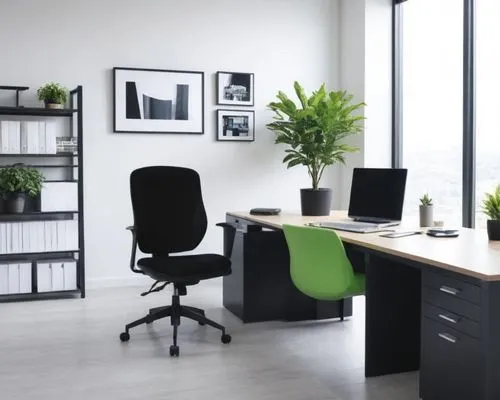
[365,253,421,377]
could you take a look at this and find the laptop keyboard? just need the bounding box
[319,222,379,230]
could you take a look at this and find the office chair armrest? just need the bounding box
[126,225,143,274]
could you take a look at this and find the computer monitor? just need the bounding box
[348,168,408,222]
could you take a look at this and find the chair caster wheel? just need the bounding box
[221,334,231,344]
[119,332,130,342]
[198,321,206,326]
[169,345,180,357]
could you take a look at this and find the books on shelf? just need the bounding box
[0,120,58,154]
[0,262,31,295]
[0,220,78,254]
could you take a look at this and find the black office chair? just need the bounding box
[119,166,232,357]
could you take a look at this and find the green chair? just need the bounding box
[282,224,365,320]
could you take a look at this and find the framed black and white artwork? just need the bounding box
[217,110,255,142]
[113,67,204,134]
[216,71,254,106]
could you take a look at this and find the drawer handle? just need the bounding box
[440,285,460,296]
[438,313,459,324]
[438,333,457,344]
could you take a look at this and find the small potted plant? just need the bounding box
[37,82,68,109]
[419,193,433,227]
[481,184,500,241]
[0,165,44,213]
[267,81,365,216]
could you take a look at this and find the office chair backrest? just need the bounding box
[130,166,208,255]
[282,224,354,300]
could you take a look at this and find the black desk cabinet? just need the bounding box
[420,269,500,400]
[222,214,352,323]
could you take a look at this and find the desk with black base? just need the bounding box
[221,211,500,400]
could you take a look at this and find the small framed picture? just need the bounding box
[217,110,255,142]
[216,71,254,106]
[113,67,204,134]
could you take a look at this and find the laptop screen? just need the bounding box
[348,168,408,221]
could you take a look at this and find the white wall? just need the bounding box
[0,0,340,287]
[337,0,393,208]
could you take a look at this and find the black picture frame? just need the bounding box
[216,109,255,142]
[113,67,204,134]
[216,71,254,106]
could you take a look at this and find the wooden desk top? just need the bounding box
[228,211,500,281]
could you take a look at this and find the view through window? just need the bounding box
[402,0,463,226]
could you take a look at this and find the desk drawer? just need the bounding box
[423,302,480,339]
[423,270,481,305]
[421,317,482,400]
[423,286,481,322]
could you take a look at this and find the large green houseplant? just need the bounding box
[482,184,500,240]
[0,165,44,213]
[267,81,365,216]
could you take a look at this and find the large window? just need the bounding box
[476,0,500,228]
[401,0,463,226]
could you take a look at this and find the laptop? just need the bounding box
[313,168,408,233]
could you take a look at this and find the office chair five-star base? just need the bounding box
[119,285,232,357]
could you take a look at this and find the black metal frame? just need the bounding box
[112,67,205,135]
[392,0,476,228]
[215,71,255,107]
[216,109,255,142]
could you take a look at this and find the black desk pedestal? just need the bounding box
[222,215,352,323]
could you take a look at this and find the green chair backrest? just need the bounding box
[282,224,354,300]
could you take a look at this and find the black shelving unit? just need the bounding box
[0,85,85,300]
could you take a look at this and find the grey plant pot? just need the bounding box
[4,192,26,214]
[300,188,332,216]
[419,205,434,227]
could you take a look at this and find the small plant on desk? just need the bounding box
[419,193,434,227]
[482,184,500,241]
[420,193,433,207]
[0,165,44,214]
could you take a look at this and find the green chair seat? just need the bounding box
[282,224,366,304]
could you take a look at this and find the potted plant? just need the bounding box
[37,82,68,109]
[419,193,434,227]
[267,81,365,216]
[0,165,44,213]
[481,184,500,241]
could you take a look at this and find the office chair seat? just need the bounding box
[137,254,231,282]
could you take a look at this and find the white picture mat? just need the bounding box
[114,68,204,133]
[217,110,255,141]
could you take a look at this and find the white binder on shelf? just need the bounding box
[0,223,6,254]
[41,182,78,212]
[51,262,64,291]
[8,264,20,294]
[0,121,9,153]
[37,262,52,292]
[38,121,46,153]
[0,264,8,295]
[8,121,20,154]
[45,122,57,154]
[19,262,31,293]
[63,260,77,290]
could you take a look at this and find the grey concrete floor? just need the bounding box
[0,280,418,400]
